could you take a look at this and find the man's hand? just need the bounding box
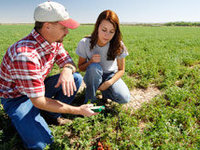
[79,104,99,117]
[54,67,76,97]
[30,97,99,117]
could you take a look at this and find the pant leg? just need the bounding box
[1,96,53,150]
[44,72,83,118]
[84,63,103,103]
[101,73,131,104]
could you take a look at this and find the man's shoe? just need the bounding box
[57,117,72,126]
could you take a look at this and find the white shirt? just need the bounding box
[76,37,128,73]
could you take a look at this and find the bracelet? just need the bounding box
[64,65,75,73]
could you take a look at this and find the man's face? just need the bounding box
[47,22,69,43]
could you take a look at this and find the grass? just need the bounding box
[0,24,200,149]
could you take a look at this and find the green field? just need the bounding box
[0,24,200,149]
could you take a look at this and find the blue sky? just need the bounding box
[0,0,199,23]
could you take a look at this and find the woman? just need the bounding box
[76,10,130,104]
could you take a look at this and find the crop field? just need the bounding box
[0,24,200,149]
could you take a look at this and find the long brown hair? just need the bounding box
[90,10,123,60]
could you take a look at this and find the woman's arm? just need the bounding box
[78,56,91,72]
[98,58,125,91]
[78,55,101,72]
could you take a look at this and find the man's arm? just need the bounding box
[30,96,97,117]
[63,63,76,73]
[54,63,78,97]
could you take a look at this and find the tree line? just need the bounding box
[164,21,200,26]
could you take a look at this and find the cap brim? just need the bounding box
[58,18,80,29]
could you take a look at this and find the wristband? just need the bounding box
[64,65,75,73]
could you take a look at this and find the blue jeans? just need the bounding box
[44,73,82,119]
[1,72,82,150]
[84,63,130,104]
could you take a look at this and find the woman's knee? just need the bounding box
[117,92,131,104]
[84,63,103,83]
[86,63,103,74]
[73,72,83,84]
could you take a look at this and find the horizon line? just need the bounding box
[1,21,200,25]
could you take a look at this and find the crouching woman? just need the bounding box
[76,10,131,104]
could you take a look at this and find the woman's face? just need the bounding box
[97,20,115,47]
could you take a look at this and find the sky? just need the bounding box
[0,0,200,24]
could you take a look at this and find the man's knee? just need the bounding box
[28,140,53,150]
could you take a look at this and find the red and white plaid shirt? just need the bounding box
[0,29,74,98]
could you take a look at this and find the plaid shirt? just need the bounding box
[0,29,74,98]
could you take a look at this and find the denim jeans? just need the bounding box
[1,72,82,150]
[84,63,130,104]
[43,73,82,119]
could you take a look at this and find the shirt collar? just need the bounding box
[31,29,56,54]
[96,42,110,48]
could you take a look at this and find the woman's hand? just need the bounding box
[98,58,125,91]
[91,54,101,63]
[98,80,112,91]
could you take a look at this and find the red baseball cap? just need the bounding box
[34,1,80,29]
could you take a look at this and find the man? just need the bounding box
[0,1,97,149]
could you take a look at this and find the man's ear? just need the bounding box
[43,22,50,30]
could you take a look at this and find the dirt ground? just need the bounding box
[78,82,162,112]
[122,85,162,113]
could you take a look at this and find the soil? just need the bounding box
[78,82,162,113]
[123,85,162,113]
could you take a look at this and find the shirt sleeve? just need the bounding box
[118,41,129,59]
[76,39,88,58]
[55,43,74,68]
[10,53,45,98]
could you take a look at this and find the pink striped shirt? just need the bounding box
[0,29,74,98]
